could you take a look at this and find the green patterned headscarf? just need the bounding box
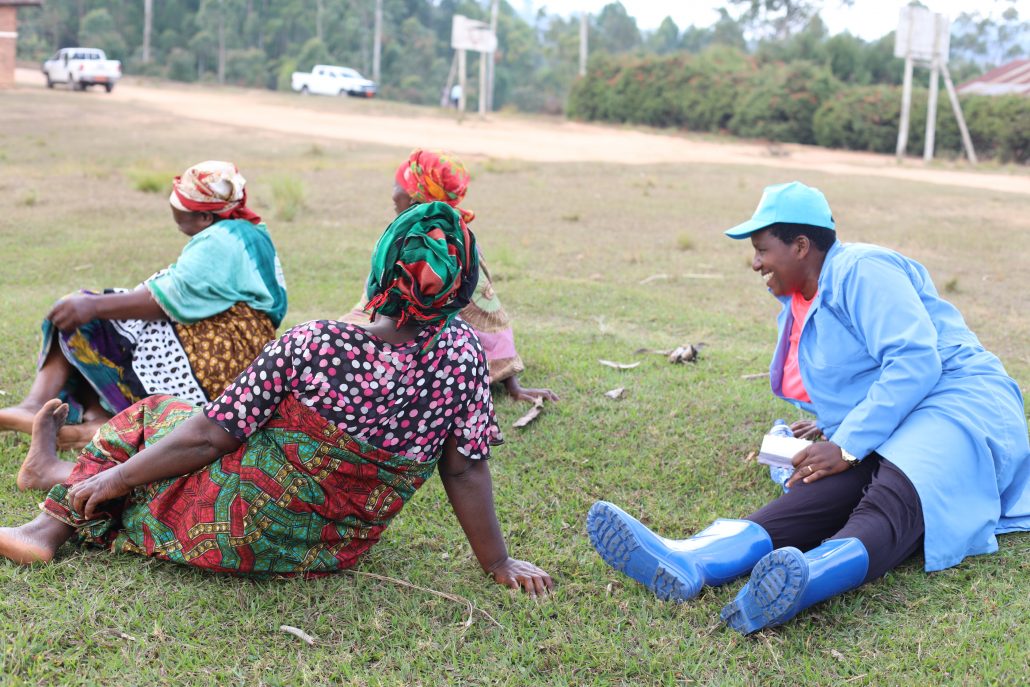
[364,201,479,329]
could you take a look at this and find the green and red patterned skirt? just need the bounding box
[43,394,438,577]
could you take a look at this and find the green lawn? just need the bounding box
[1,88,1028,686]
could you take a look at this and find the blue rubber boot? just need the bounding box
[586,501,773,602]
[720,537,869,635]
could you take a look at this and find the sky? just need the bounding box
[528,1,1030,41]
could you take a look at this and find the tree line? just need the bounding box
[13,1,1028,115]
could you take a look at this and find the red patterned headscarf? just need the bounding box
[169,160,262,225]
[394,150,475,224]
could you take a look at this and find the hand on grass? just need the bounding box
[48,295,99,331]
[786,441,851,488]
[67,467,132,520]
[488,557,554,598]
[790,419,824,441]
[503,376,559,403]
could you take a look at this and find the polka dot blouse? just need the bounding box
[204,319,502,462]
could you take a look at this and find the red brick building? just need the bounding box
[0,0,42,89]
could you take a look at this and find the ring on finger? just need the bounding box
[805,465,813,474]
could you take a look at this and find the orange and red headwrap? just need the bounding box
[169,160,262,225]
[394,149,475,224]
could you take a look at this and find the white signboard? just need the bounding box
[894,6,950,63]
[451,14,497,53]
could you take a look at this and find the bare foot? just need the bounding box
[0,513,74,565]
[57,418,105,452]
[0,400,46,435]
[17,400,74,491]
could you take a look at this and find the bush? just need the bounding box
[167,48,197,83]
[275,58,298,92]
[960,95,1030,164]
[222,49,268,89]
[728,61,840,144]
[814,87,1030,163]
[679,47,755,131]
[814,85,913,153]
[567,52,1027,164]
[567,48,753,132]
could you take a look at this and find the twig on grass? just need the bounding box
[598,359,640,370]
[347,569,504,629]
[741,372,769,380]
[280,625,316,645]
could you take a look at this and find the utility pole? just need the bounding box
[458,48,467,115]
[217,0,226,84]
[142,0,152,64]
[895,55,913,159]
[316,0,324,43]
[486,0,500,111]
[373,0,382,83]
[579,12,588,76]
[478,47,488,116]
[923,54,940,161]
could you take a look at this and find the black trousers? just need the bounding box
[745,453,924,583]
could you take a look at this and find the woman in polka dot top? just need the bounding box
[2,202,554,596]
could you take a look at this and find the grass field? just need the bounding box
[1,87,1028,686]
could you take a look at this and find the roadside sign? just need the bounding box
[894,6,949,63]
[451,14,497,53]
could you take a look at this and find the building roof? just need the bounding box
[957,59,1030,97]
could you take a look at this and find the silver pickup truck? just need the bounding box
[42,47,122,92]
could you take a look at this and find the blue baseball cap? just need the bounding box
[724,181,835,239]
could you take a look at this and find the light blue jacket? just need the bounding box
[769,241,1030,571]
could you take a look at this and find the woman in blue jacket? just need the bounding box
[587,181,1030,634]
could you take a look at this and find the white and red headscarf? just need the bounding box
[169,160,262,224]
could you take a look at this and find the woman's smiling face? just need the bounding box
[750,228,806,297]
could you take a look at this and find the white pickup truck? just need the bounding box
[290,65,377,97]
[42,47,122,92]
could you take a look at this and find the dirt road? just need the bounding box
[14,68,1030,196]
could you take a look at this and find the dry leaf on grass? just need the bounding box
[598,359,640,370]
[512,397,545,428]
[280,625,316,645]
[604,387,625,399]
[667,345,699,364]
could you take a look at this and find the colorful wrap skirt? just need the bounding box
[42,394,439,577]
[40,290,276,421]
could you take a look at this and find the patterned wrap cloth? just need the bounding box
[41,208,500,577]
[364,201,478,330]
[169,160,262,225]
[395,150,475,224]
[344,150,524,382]
[39,214,287,420]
